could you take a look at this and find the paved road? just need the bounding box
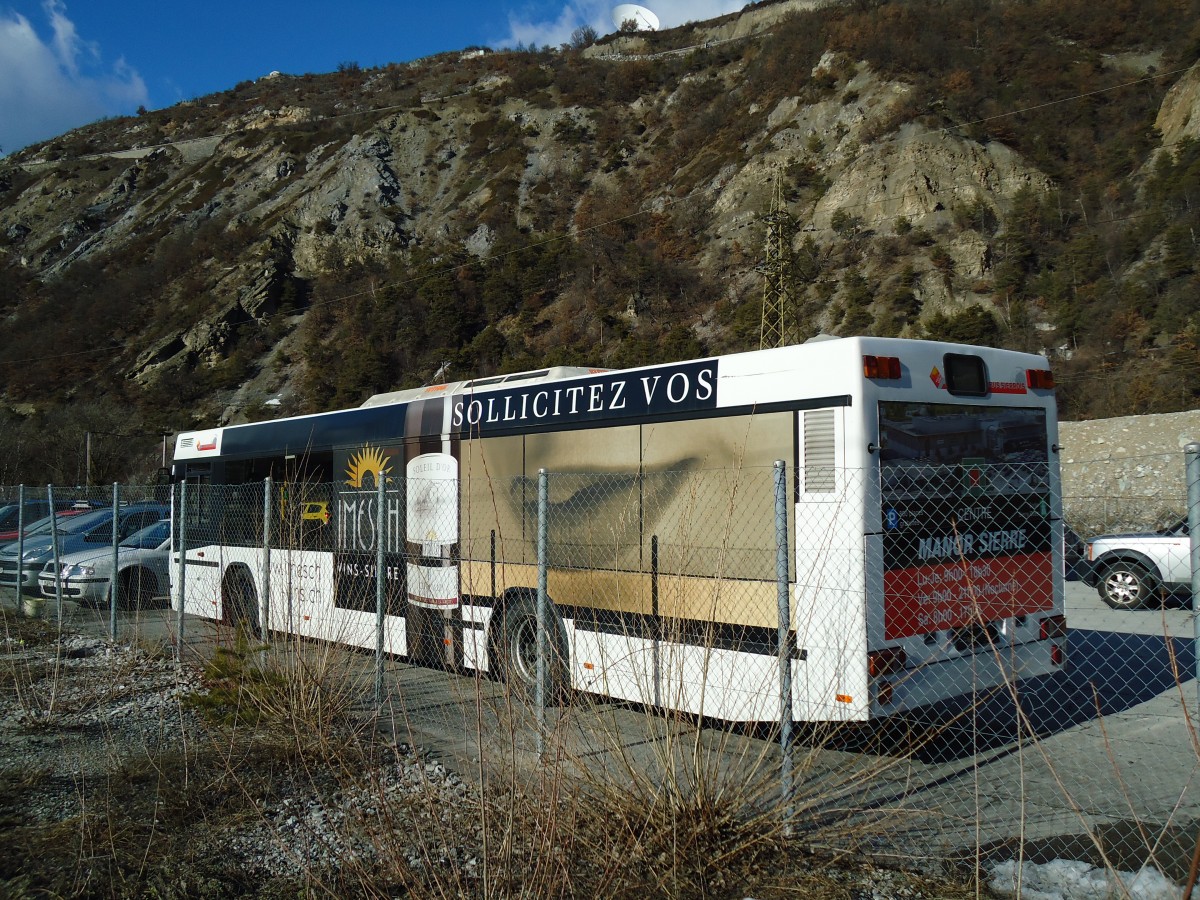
[873,580,1200,877]
[5,581,1197,879]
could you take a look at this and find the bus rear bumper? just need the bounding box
[872,639,1063,718]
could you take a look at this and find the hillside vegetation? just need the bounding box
[0,0,1199,481]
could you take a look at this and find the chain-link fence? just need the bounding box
[0,455,1197,888]
[0,483,170,634]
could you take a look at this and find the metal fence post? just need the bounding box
[14,486,24,617]
[1186,443,1200,712]
[375,471,386,707]
[536,468,549,759]
[48,485,62,628]
[774,460,794,832]
[176,479,187,659]
[109,482,120,641]
[652,534,661,709]
[262,476,272,643]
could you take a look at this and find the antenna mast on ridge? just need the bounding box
[759,169,798,350]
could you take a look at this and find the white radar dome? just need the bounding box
[611,4,660,31]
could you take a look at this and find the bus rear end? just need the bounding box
[796,339,1065,721]
[868,342,1064,718]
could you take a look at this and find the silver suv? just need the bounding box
[1082,518,1191,610]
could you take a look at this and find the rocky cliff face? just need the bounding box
[0,0,1196,466]
[1156,61,1200,145]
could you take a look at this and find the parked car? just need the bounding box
[0,501,87,542]
[38,519,171,608]
[1081,517,1190,609]
[0,503,169,595]
[0,506,93,543]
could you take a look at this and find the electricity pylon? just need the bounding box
[759,170,798,349]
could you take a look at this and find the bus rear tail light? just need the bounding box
[1039,615,1066,640]
[1051,644,1065,666]
[863,355,902,380]
[868,647,907,678]
[1026,369,1055,389]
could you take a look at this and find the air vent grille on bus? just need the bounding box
[179,437,194,450]
[803,409,836,493]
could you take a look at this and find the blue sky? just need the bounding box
[0,0,745,155]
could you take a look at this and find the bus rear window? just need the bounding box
[878,402,1047,469]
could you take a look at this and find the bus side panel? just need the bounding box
[568,575,782,720]
[176,551,223,621]
[460,435,528,576]
[794,407,871,722]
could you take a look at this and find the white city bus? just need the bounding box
[171,336,1065,722]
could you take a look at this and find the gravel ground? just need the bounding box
[0,606,982,898]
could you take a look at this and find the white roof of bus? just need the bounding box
[358,365,607,408]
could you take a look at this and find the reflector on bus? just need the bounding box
[1039,614,1067,639]
[868,647,907,678]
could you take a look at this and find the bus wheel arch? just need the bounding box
[222,565,261,633]
[488,588,569,700]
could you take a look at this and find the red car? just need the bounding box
[0,507,92,544]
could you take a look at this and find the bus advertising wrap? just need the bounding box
[451,359,718,435]
[878,402,1054,641]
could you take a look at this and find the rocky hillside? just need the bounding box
[0,0,1199,482]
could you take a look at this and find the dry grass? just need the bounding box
[2,507,1192,900]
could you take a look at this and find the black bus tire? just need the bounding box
[223,568,261,634]
[491,593,568,703]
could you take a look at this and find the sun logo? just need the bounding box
[344,445,392,488]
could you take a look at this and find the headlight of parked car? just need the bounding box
[66,565,95,577]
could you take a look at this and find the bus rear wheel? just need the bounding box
[223,570,260,634]
[493,594,568,702]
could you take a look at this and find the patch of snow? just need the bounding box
[989,859,1180,900]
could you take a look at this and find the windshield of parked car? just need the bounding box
[120,521,170,549]
[21,512,75,537]
[53,508,115,535]
[0,505,20,530]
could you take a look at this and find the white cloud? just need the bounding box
[499,0,746,50]
[44,0,94,77]
[0,1,147,155]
